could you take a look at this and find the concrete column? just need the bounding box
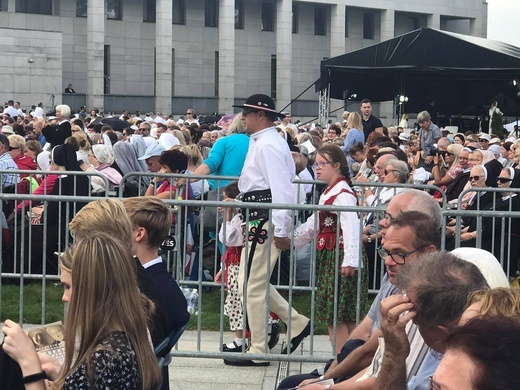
[379,9,395,123]
[218,0,235,114]
[7,0,15,12]
[276,0,292,110]
[330,5,345,57]
[156,0,173,114]
[427,13,441,30]
[380,8,395,42]
[87,0,105,110]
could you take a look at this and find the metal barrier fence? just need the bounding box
[1,170,520,365]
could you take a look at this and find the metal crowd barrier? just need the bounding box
[2,170,520,364]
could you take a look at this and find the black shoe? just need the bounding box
[281,321,311,354]
[268,322,280,350]
[223,358,270,367]
[222,341,247,353]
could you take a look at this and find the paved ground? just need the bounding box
[168,330,333,390]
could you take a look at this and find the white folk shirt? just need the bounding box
[238,126,295,237]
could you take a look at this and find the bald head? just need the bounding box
[437,137,451,151]
[374,154,398,181]
[379,189,442,236]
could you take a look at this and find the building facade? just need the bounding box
[0,0,487,122]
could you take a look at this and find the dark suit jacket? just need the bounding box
[145,260,190,337]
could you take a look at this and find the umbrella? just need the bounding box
[217,114,237,130]
[101,117,130,131]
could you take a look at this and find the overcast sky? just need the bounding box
[487,0,520,47]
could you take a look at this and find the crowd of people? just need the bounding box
[1,95,520,388]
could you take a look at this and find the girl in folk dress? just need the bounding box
[294,144,369,354]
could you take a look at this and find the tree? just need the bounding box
[491,110,503,139]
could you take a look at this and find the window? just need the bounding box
[271,54,277,99]
[235,0,244,29]
[205,0,218,27]
[76,0,87,17]
[16,0,52,15]
[292,3,298,34]
[104,45,111,95]
[410,16,420,30]
[261,2,274,32]
[144,0,155,22]
[314,7,326,36]
[107,0,121,20]
[363,12,374,39]
[173,0,186,25]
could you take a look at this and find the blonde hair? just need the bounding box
[123,197,172,248]
[180,144,203,167]
[227,113,245,135]
[55,234,162,389]
[171,129,186,146]
[467,288,520,317]
[8,134,25,149]
[291,152,307,175]
[72,130,91,151]
[347,112,363,131]
[69,199,132,242]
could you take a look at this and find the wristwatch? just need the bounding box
[325,384,333,390]
[367,235,372,243]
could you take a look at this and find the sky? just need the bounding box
[487,0,520,47]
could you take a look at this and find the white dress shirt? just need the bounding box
[238,126,295,237]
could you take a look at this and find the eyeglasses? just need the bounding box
[444,152,454,157]
[186,112,193,115]
[377,245,427,265]
[8,146,19,151]
[384,169,398,176]
[498,177,513,183]
[139,127,148,131]
[479,139,489,142]
[429,376,440,390]
[382,210,396,223]
[469,176,481,182]
[313,161,332,169]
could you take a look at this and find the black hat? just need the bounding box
[233,94,285,118]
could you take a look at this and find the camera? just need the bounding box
[429,148,446,157]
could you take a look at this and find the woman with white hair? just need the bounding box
[42,104,72,148]
[81,144,122,192]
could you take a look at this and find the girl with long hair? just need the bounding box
[293,144,369,354]
[2,234,162,389]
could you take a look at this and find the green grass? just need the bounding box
[1,283,368,338]
[186,288,330,335]
[0,282,65,324]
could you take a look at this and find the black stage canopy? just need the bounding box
[317,28,520,115]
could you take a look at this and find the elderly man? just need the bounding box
[417,111,441,166]
[372,249,504,390]
[278,191,441,389]
[223,94,309,367]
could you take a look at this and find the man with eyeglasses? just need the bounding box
[373,249,494,390]
[224,94,310,367]
[279,191,441,389]
[139,122,155,148]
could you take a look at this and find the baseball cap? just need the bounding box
[233,94,286,118]
[478,133,491,142]
[138,144,165,160]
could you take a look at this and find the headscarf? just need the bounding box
[481,150,495,164]
[101,133,113,148]
[113,141,146,175]
[37,151,52,171]
[158,133,180,150]
[52,144,82,171]
[92,144,116,165]
[451,248,509,288]
[130,134,148,172]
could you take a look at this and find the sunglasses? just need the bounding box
[469,176,482,181]
[242,109,259,116]
[444,152,454,157]
[8,146,19,151]
[498,177,513,183]
[479,139,489,142]
[186,112,193,115]
[384,169,398,176]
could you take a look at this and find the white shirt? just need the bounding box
[293,180,360,268]
[239,126,295,237]
[34,107,44,118]
[3,106,18,118]
[142,256,163,269]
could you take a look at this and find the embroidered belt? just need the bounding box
[237,189,272,220]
